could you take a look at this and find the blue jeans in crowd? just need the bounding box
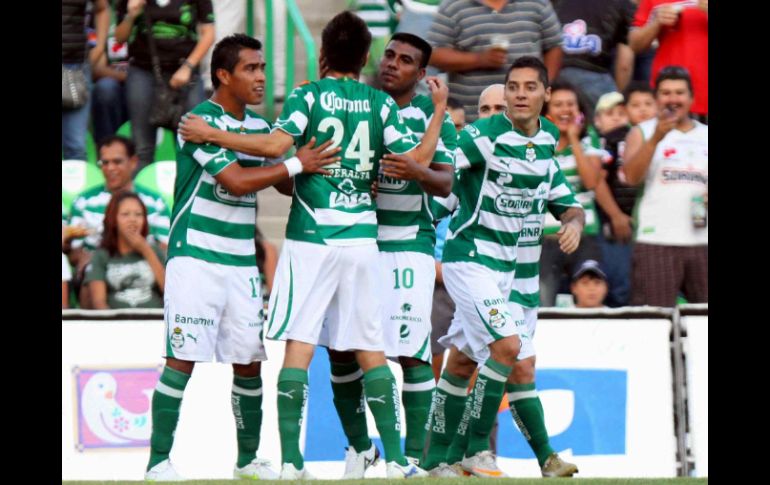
[62,62,93,161]
[633,47,656,84]
[91,76,128,145]
[596,229,633,307]
[126,65,205,170]
[557,67,617,121]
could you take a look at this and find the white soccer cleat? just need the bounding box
[450,461,472,476]
[279,462,315,480]
[428,462,461,477]
[144,459,185,482]
[386,460,429,479]
[342,443,380,479]
[234,458,279,480]
[461,450,508,478]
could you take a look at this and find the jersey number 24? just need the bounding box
[317,119,375,172]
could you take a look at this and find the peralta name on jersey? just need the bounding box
[321,92,371,114]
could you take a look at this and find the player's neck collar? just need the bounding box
[325,72,359,81]
[503,111,542,138]
[208,97,245,121]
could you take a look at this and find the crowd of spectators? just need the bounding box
[63,0,707,310]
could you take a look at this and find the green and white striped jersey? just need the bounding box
[273,76,419,246]
[377,94,457,256]
[442,114,578,273]
[69,184,170,250]
[168,100,272,267]
[508,165,581,308]
[430,169,462,220]
[544,127,603,235]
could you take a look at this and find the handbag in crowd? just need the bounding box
[148,80,187,130]
[144,12,188,130]
[62,64,89,110]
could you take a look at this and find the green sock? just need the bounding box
[507,382,554,466]
[232,375,263,468]
[402,364,435,462]
[277,368,308,469]
[423,370,470,469]
[465,358,512,457]
[363,365,407,465]
[446,384,474,465]
[330,360,371,453]
[147,366,191,470]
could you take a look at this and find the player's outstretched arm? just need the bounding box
[406,76,449,166]
[214,137,340,195]
[179,113,295,158]
[381,153,454,197]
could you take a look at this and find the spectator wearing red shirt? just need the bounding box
[628,0,708,121]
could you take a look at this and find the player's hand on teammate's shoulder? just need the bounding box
[296,136,341,175]
[179,113,215,144]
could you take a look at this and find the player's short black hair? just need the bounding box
[504,56,549,88]
[322,11,372,74]
[389,32,433,68]
[211,34,263,89]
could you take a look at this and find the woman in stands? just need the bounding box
[114,0,215,169]
[84,192,165,309]
[539,80,605,306]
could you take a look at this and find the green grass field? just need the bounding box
[64,479,707,485]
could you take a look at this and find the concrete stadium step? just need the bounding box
[257,187,292,249]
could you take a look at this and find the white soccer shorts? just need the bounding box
[164,256,267,364]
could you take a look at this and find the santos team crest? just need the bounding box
[489,308,506,328]
[525,142,537,162]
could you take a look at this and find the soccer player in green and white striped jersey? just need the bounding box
[502,165,582,479]
[422,57,585,478]
[442,159,583,478]
[320,33,456,478]
[177,12,449,480]
[144,34,339,482]
[433,86,583,477]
